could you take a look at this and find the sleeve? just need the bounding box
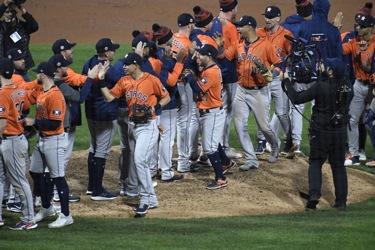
[21,12,39,34]
[57,82,80,102]
[224,42,238,61]
[283,78,317,104]
[197,70,216,93]
[267,42,283,65]
[109,79,125,99]
[166,62,183,87]
[342,42,352,55]
[63,68,88,87]
[47,95,65,122]
[153,78,169,99]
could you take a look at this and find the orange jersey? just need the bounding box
[149,57,163,75]
[222,21,240,50]
[63,67,88,88]
[196,64,223,110]
[166,62,183,87]
[343,35,375,81]
[0,85,33,135]
[36,86,66,135]
[225,37,282,88]
[110,72,169,119]
[12,74,40,91]
[171,33,192,59]
[197,34,219,49]
[256,26,293,58]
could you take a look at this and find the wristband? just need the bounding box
[154,103,162,111]
[99,80,107,88]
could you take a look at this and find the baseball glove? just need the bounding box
[253,58,274,83]
[23,125,38,139]
[131,103,152,124]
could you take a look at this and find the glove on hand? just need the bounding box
[131,103,152,124]
[253,58,274,83]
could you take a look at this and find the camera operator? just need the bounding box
[0,0,38,81]
[281,57,353,211]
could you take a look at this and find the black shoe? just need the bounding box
[306,199,319,209]
[333,202,347,211]
[69,194,80,203]
[161,173,184,182]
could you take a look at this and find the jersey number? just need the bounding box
[15,100,25,122]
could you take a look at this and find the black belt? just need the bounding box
[2,134,22,139]
[199,106,223,116]
[64,127,70,133]
[39,132,53,138]
[358,79,370,85]
[242,85,264,90]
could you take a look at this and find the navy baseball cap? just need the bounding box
[95,38,120,53]
[131,35,153,49]
[262,6,281,19]
[355,13,375,28]
[195,44,218,59]
[52,39,77,54]
[6,48,24,60]
[178,13,195,27]
[0,58,14,76]
[236,16,257,28]
[32,62,56,77]
[48,54,72,69]
[122,53,143,66]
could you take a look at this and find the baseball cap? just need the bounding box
[121,52,143,66]
[32,62,56,77]
[236,16,257,28]
[193,6,214,28]
[52,39,77,54]
[5,48,24,60]
[296,0,313,18]
[356,13,375,28]
[152,23,173,45]
[195,44,218,59]
[325,57,346,77]
[262,6,281,19]
[95,38,120,53]
[0,58,14,76]
[219,0,238,13]
[48,54,73,70]
[131,35,153,49]
[177,13,195,27]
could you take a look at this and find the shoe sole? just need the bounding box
[161,177,184,183]
[91,196,117,201]
[48,220,74,228]
[306,200,319,209]
[85,191,93,195]
[8,224,38,230]
[69,199,80,203]
[7,208,22,213]
[206,183,228,190]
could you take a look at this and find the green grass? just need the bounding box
[4,44,373,249]
[1,197,375,249]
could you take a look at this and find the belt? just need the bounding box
[199,106,223,116]
[358,79,370,85]
[2,134,23,139]
[242,85,264,90]
[39,132,53,138]
[64,127,70,133]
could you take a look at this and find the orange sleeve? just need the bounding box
[63,67,88,87]
[149,58,163,75]
[224,40,238,61]
[109,78,127,99]
[166,62,183,87]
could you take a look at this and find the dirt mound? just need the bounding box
[65,146,375,218]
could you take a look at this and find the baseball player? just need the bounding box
[209,0,243,159]
[172,13,196,173]
[255,6,293,154]
[27,62,73,228]
[0,58,37,230]
[188,5,217,165]
[280,0,313,155]
[225,16,281,170]
[100,52,170,215]
[48,54,98,203]
[82,38,124,200]
[185,44,235,189]
[343,13,375,166]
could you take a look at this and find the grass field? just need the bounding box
[0,44,374,249]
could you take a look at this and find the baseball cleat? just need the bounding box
[255,140,267,155]
[224,147,243,159]
[8,221,38,231]
[206,179,228,190]
[239,162,258,171]
[91,190,118,201]
[48,213,74,228]
[161,173,184,182]
[34,205,56,222]
[222,160,236,174]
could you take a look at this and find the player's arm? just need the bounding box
[0,118,7,135]
[63,68,88,87]
[98,61,117,102]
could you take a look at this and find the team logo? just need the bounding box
[0,106,5,114]
[60,45,65,50]
[53,108,61,116]
[200,77,208,84]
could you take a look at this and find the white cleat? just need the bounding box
[34,205,56,222]
[48,213,74,228]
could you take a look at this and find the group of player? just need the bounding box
[1,0,375,229]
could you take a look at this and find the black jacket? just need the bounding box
[0,3,39,71]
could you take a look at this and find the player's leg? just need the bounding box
[86,118,96,194]
[159,109,182,181]
[221,82,242,158]
[176,82,193,172]
[0,147,6,225]
[233,86,259,169]
[252,88,279,163]
[347,80,368,165]
[149,115,161,178]
[188,105,200,163]
[2,135,36,228]
[133,120,159,213]
[91,120,118,200]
